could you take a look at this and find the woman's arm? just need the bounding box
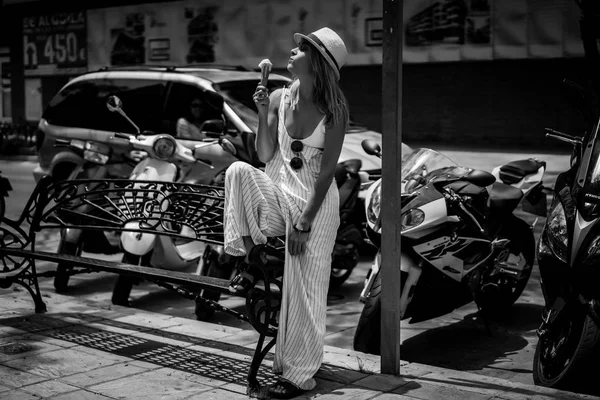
[297,121,346,230]
[255,87,282,163]
[176,118,191,139]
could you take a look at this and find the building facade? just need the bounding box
[0,0,589,150]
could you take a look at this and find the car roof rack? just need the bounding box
[94,64,250,73]
[181,64,250,71]
[96,65,177,72]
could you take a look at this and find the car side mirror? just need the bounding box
[200,119,226,137]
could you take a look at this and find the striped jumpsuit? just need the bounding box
[223,88,340,390]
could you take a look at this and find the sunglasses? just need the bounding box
[290,140,303,170]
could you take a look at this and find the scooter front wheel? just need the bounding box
[195,248,234,321]
[54,237,82,293]
[112,252,150,307]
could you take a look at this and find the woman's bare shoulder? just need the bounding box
[269,88,284,113]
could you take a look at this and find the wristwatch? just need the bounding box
[293,225,311,234]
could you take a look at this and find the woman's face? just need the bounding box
[287,40,312,77]
[190,99,202,119]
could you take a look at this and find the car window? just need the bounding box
[213,80,288,133]
[43,78,167,134]
[162,82,225,140]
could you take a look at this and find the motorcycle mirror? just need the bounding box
[106,95,123,112]
[220,138,237,156]
[361,139,381,156]
[105,95,140,135]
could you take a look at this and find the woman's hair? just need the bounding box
[289,39,349,130]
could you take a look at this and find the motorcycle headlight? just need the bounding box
[546,202,568,263]
[367,181,381,224]
[153,137,177,160]
[401,209,425,231]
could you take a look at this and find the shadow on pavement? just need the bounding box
[400,303,542,371]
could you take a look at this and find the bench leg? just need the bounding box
[7,261,47,313]
[246,334,276,397]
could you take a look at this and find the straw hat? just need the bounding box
[293,27,348,81]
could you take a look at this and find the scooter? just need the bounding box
[354,139,547,355]
[51,138,138,292]
[101,94,239,306]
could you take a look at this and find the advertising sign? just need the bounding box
[23,11,88,76]
[86,0,584,69]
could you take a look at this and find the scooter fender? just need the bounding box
[120,222,157,256]
[129,158,177,182]
[150,234,202,271]
[120,158,177,255]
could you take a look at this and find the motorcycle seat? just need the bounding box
[499,159,546,185]
[489,182,523,212]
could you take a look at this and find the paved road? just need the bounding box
[4,150,594,396]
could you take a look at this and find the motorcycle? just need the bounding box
[354,139,547,355]
[532,82,600,389]
[101,94,239,306]
[194,134,367,320]
[531,1,600,390]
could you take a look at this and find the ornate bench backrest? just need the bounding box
[26,176,226,246]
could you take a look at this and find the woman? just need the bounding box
[223,27,349,398]
[176,97,207,140]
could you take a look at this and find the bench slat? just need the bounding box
[2,248,232,294]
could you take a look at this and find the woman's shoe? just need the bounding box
[267,379,305,399]
[228,270,255,295]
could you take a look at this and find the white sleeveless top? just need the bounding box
[283,90,326,149]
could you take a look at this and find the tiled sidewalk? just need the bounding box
[0,290,598,400]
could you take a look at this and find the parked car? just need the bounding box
[34,64,391,185]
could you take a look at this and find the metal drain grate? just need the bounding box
[0,342,34,354]
[0,315,277,386]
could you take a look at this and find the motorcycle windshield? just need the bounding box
[402,148,465,193]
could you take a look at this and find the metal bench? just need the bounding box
[0,175,283,395]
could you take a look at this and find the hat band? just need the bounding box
[307,33,340,72]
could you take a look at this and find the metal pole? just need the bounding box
[380,0,403,375]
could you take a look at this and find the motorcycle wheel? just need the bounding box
[353,270,382,355]
[195,250,233,321]
[111,252,149,307]
[54,237,82,293]
[533,311,600,389]
[330,244,360,289]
